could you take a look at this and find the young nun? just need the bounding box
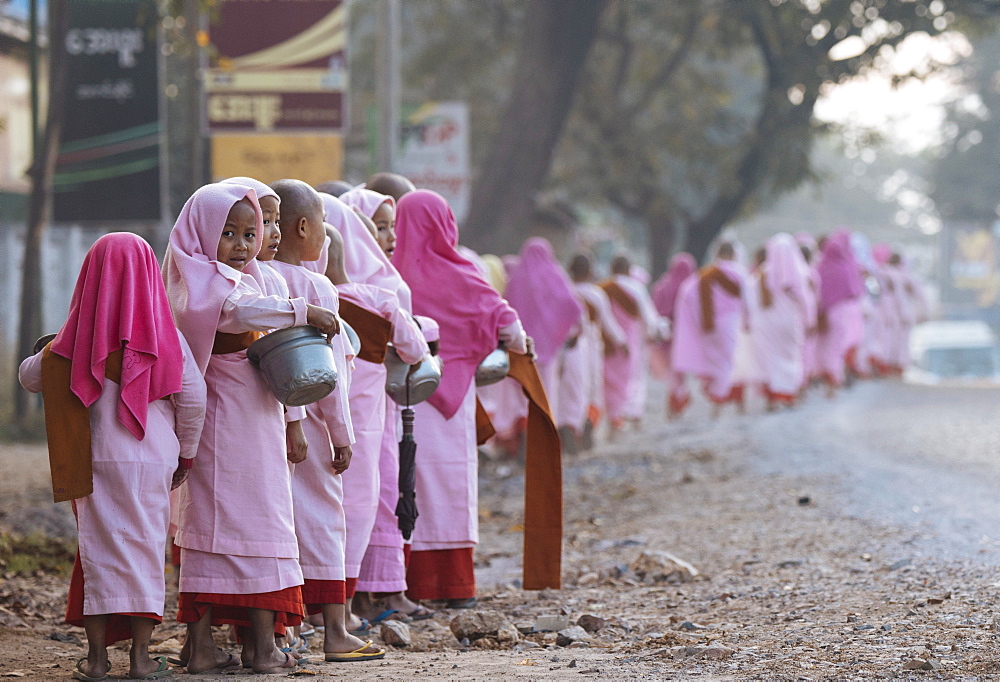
[558,254,626,449]
[268,180,385,662]
[754,234,813,409]
[164,183,339,674]
[505,238,584,423]
[393,190,527,606]
[815,232,864,394]
[19,233,205,681]
[599,255,666,431]
[393,190,528,608]
[339,187,397,259]
[319,194,432,624]
[651,253,697,417]
[671,242,749,414]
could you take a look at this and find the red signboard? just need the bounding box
[205,0,347,134]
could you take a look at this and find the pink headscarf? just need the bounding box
[394,189,519,418]
[652,252,697,320]
[221,176,279,204]
[505,237,583,365]
[338,187,395,221]
[320,193,412,311]
[51,232,183,440]
[162,182,265,372]
[873,243,892,266]
[816,231,863,312]
[764,233,809,303]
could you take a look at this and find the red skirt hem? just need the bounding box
[302,579,346,614]
[177,586,304,632]
[66,553,160,645]
[405,548,476,601]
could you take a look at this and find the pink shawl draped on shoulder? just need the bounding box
[817,232,863,313]
[161,182,266,372]
[652,252,697,320]
[51,232,183,440]
[393,189,518,418]
[504,238,583,366]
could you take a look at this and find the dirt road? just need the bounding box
[3,379,1000,679]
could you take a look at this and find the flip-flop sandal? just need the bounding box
[348,617,370,636]
[72,658,111,681]
[254,651,297,674]
[189,652,241,675]
[369,609,410,625]
[130,656,173,679]
[164,657,185,667]
[406,605,435,621]
[446,597,477,609]
[324,640,386,662]
[280,647,310,665]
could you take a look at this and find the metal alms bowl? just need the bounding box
[247,326,338,407]
[475,345,510,387]
[341,320,362,356]
[385,346,442,405]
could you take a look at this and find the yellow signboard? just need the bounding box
[211,135,344,187]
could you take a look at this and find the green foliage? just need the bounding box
[0,532,76,576]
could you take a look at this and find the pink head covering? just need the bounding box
[816,231,863,312]
[394,189,519,418]
[505,237,583,365]
[338,187,395,220]
[51,232,183,440]
[765,233,809,302]
[320,193,413,310]
[162,182,265,372]
[652,252,696,320]
[873,243,892,266]
[221,176,279,204]
[629,263,651,286]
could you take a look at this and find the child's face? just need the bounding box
[257,196,281,262]
[372,202,396,258]
[217,198,257,271]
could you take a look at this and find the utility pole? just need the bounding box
[375,0,399,173]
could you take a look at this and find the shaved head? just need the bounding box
[568,253,593,282]
[271,179,323,235]
[314,180,354,197]
[365,172,415,202]
[611,255,631,276]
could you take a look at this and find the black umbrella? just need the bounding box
[395,374,419,539]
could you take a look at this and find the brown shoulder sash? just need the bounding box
[698,266,741,333]
[475,397,496,446]
[506,353,562,590]
[339,299,393,364]
[41,346,123,502]
[759,271,773,309]
[598,280,640,319]
[213,331,262,354]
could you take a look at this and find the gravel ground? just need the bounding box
[2,378,1000,679]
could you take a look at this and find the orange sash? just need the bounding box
[506,353,563,590]
[474,397,496,445]
[598,280,640,319]
[212,331,262,354]
[40,345,123,503]
[338,299,393,364]
[759,271,773,309]
[698,266,741,333]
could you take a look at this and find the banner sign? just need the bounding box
[396,101,470,222]
[54,0,161,222]
[211,135,344,187]
[942,221,1000,309]
[205,0,347,134]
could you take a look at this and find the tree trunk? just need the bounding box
[463,0,608,255]
[14,1,70,427]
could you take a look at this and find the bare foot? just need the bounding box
[128,655,165,679]
[345,611,368,632]
[382,592,434,620]
[325,629,384,656]
[186,648,239,675]
[253,646,295,674]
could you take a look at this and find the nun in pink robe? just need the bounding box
[651,253,697,415]
[393,190,527,603]
[754,234,813,403]
[671,252,749,405]
[815,232,864,388]
[318,195,428,599]
[505,238,584,421]
[163,183,315,643]
[19,233,205,678]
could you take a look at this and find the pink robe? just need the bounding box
[20,333,204,618]
[175,276,308,595]
[557,283,624,432]
[602,275,662,422]
[334,281,426,579]
[671,261,748,402]
[269,261,355,584]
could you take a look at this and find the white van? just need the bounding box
[906,320,999,385]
